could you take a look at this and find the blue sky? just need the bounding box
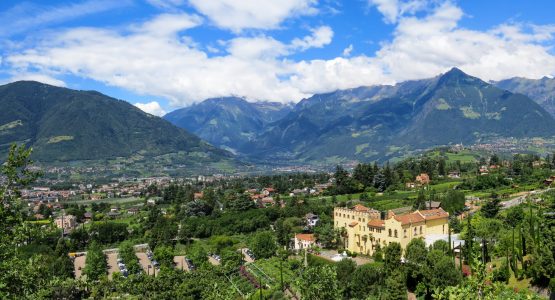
[1,0,555,116]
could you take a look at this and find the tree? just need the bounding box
[383,269,406,300]
[83,242,107,281]
[227,193,255,211]
[405,238,428,291]
[335,258,356,298]
[154,245,175,268]
[220,249,242,273]
[275,218,292,247]
[350,263,383,298]
[384,242,402,275]
[314,223,339,248]
[182,200,213,217]
[250,231,277,259]
[481,198,501,218]
[413,190,426,210]
[0,144,44,297]
[296,266,340,300]
[426,252,462,290]
[442,190,465,215]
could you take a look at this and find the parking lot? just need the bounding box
[136,252,157,276]
[73,254,86,279]
[106,252,120,279]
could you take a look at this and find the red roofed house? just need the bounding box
[293,233,320,251]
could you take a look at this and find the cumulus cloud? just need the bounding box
[342,44,354,57]
[134,101,166,116]
[188,0,318,32]
[290,26,334,51]
[368,0,429,24]
[3,1,555,107]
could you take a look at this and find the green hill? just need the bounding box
[0,81,229,162]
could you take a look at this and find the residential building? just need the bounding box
[416,173,430,185]
[55,214,77,231]
[293,233,319,251]
[305,213,320,227]
[333,205,449,256]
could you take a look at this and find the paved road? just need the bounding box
[73,255,86,279]
[106,252,119,279]
[500,188,550,210]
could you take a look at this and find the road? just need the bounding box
[500,188,550,210]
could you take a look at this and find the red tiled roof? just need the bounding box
[393,212,425,225]
[353,204,370,212]
[417,208,449,220]
[348,221,359,227]
[367,219,385,228]
[295,233,315,242]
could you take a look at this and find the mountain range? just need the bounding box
[0,81,228,163]
[494,76,555,116]
[166,68,555,163]
[164,97,292,154]
[2,68,554,167]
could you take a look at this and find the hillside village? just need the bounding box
[2,145,551,299]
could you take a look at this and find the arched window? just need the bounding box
[414,227,417,235]
[388,229,392,237]
[394,230,398,238]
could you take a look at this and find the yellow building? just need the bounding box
[334,205,449,255]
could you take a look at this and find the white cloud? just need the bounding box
[290,26,333,51]
[188,0,318,32]
[6,73,66,87]
[342,44,354,57]
[146,0,186,10]
[134,101,166,116]
[4,1,555,107]
[368,0,430,24]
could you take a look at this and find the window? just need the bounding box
[420,226,423,234]
[394,230,398,238]
[443,225,445,233]
[403,229,407,238]
[388,229,392,237]
[414,227,417,235]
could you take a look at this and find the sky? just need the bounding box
[1,0,555,116]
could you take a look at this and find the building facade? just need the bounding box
[55,214,77,231]
[334,205,449,255]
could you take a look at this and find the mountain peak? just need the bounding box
[437,67,480,86]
